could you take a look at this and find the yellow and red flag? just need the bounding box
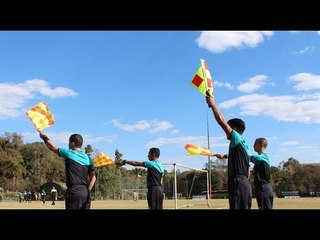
[185,143,214,157]
[93,152,115,168]
[190,59,213,96]
[26,101,55,131]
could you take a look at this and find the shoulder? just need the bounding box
[143,160,152,168]
[230,130,242,141]
[58,148,69,153]
[144,160,159,167]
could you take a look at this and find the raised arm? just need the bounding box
[205,91,233,139]
[39,131,59,155]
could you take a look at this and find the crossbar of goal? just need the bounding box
[163,162,210,209]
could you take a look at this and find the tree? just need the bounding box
[20,142,64,190]
[283,157,300,174]
[85,144,94,156]
[163,170,174,198]
[115,149,123,162]
[0,133,25,191]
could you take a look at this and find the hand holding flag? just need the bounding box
[93,152,115,168]
[190,59,213,97]
[185,143,215,157]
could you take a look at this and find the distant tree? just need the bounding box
[283,157,300,174]
[20,142,64,190]
[115,149,123,162]
[131,168,146,177]
[163,170,174,198]
[85,144,94,156]
[96,164,122,200]
[0,133,25,191]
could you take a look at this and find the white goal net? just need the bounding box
[121,188,148,200]
[162,163,210,209]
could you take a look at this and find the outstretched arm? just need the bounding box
[213,153,228,160]
[39,131,59,155]
[205,91,233,139]
[116,160,144,167]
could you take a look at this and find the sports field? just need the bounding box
[1,197,320,209]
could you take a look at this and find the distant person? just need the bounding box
[250,138,274,209]
[23,191,28,203]
[39,131,96,209]
[40,189,46,204]
[133,191,138,201]
[116,148,164,209]
[34,191,38,201]
[19,193,23,203]
[206,90,252,209]
[51,186,58,205]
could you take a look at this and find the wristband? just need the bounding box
[123,160,126,165]
[42,136,50,143]
[223,154,228,159]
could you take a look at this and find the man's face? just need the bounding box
[148,151,154,160]
[253,140,261,152]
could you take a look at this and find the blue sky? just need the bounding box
[1,31,320,171]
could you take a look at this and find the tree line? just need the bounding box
[1,132,319,199]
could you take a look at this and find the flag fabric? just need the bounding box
[190,59,213,96]
[185,143,214,157]
[93,152,115,168]
[26,101,55,131]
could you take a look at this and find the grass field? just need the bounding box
[1,197,320,209]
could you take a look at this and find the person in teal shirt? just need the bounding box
[250,138,274,209]
[206,91,252,209]
[39,131,96,209]
[117,148,164,209]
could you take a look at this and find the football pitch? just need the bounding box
[1,197,320,209]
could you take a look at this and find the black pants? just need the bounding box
[228,175,252,209]
[65,185,91,210]
[147,186,163,210]
[255,183,274,209]
[51,194,56,205]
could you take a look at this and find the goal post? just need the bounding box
[163,162,210,209]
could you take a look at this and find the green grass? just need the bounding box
[1,197,320,209]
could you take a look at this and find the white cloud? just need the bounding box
[237,75,268,93]
[83,134,118,144]
[298,145,318,150]
[219,93,320,123]
[22,131,117,145]
[23,79,77,98]
[292,46,314,55]
[111,119,150,132]
[147,135,227,149]
[279,141,299,146]
[196,31,274,53]
[0,79,77,119]
[289,73,320,91]
[213,80,234,90]
[149,120,174,133]
[111,119,173,133]
[171,129,179,134]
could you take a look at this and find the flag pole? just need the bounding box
[206,111,212,203]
